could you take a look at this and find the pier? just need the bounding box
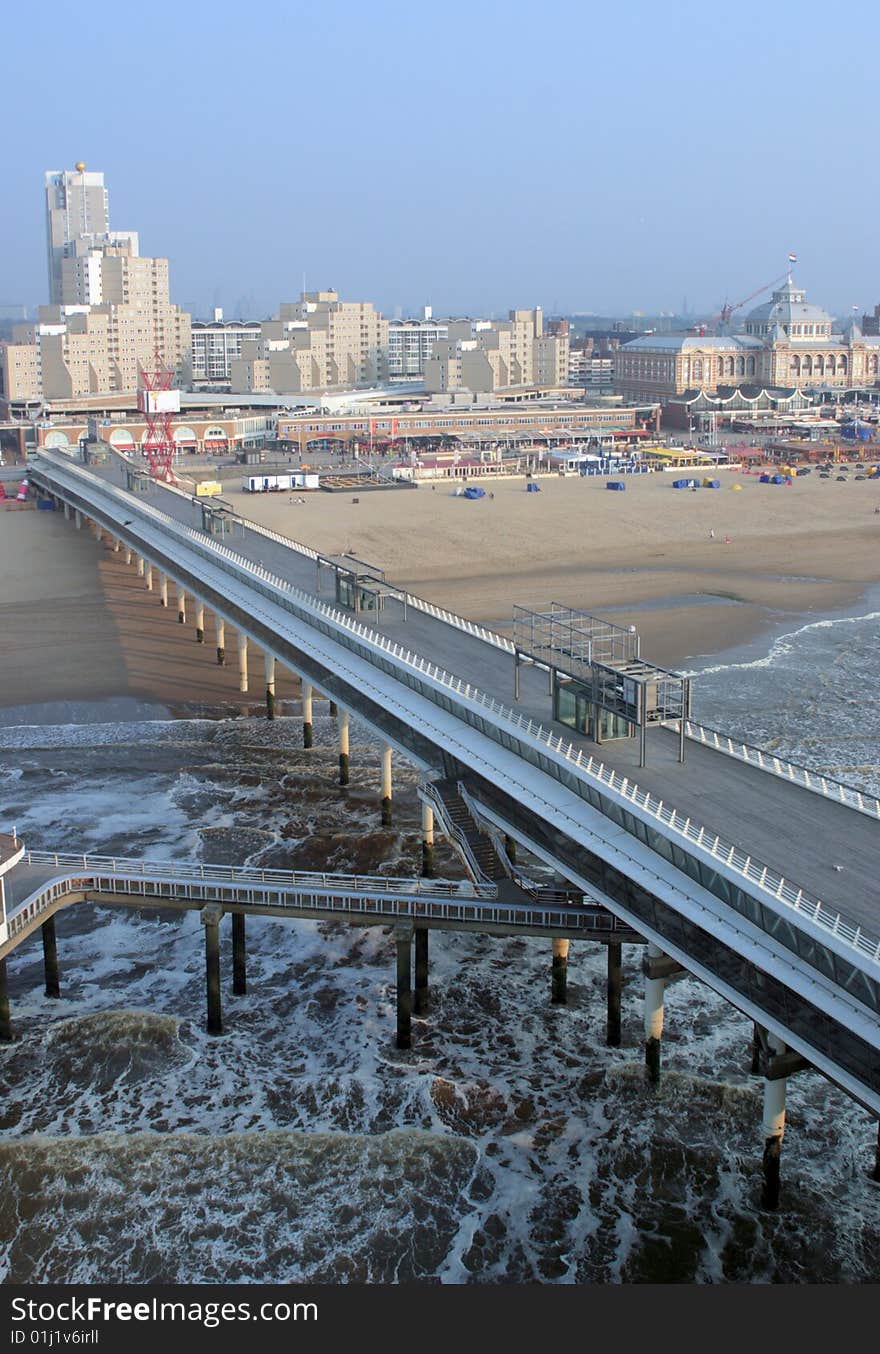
[15,446,880,1206]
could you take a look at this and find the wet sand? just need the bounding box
[0,462,878,707]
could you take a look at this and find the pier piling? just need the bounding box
[41,917,60,999]
[232,913,247,996]
[395,924,413,1049]
[551,938,569,1005]
[302,683,313,748]
[381,746,393,826]
[338,709,350,786]
[606,941,622,1046]
[0,959,12,1041]
[421,802,435,878]
[201,905,223,1035]
[414,928,429,1015]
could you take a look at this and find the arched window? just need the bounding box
[735,356,745,377]
[791,355,801,376]
[746,356,756,376]
[827,356,837,375]
[802,355,813,376]
[839,355,848,375]
[869,355,879,376]
[814,355,825,375]
[693,358,703,380]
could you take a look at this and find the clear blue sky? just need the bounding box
[3,0,877,320]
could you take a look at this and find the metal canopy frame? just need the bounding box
[513,602,691,766]
[315,552,407,619]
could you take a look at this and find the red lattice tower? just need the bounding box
[139,352,179,484]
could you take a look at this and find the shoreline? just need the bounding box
[1,472,878,716]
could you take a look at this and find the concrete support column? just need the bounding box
[145,564,154,592]
[606,941,622,1047]
[215,616,226,666]
[136,555,145,578]
[338,709,350,786]
[159,574,169,608]
[265,653,276,720]
[643,942,665,1085]
[0,959,11,1042]
[551,937,570,1005]
[94,524,102,543]
[421,802,435,879]
[761,1033,787,1211]
[113,537,121,553]
[74,510,82,529]
[302,683,313,747]
[202,905,223,1036]
[42,917,60,999]
[195,600,205,644]
[380,745,393,825]
[125,547,132,566]
[176,586,186,625]
[232,913,247,996]
[395,924,413,1050]
[63,502,71,520]
[237,632,248,693]
[414,928,429,1015]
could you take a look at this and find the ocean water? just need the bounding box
[0,601,879,1285]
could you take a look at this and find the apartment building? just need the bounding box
[191,312,262,384]
[230,291,388,393]
[387,317,448,377]
[424,308,568,393]
[45,164,109,305]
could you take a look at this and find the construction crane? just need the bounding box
[709,268,793,331]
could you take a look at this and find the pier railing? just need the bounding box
[667,717,880,820]
[8,853,628,941]
[32,454,880,973]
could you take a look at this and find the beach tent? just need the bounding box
[526,482,540,493]
[672,478,699,488]
[463,485,485,499]
[702,478,721,488]
[606,481,626,491]
[759,473,771,482]
[730,483,742,490]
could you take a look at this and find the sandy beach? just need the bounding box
[0,463,878,709]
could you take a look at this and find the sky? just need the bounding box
[2,0,877,321]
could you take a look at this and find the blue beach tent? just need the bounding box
[463,485,485,499]
[606,481,626,491]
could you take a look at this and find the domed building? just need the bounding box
[614,277,880,407]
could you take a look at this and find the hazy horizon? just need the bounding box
[3,0,877,322]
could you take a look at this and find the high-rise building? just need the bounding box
[230,291,387,394]
[0,164,190,404]
[387,318,448,377]
[423,307,568,393]
[45,164,109,305]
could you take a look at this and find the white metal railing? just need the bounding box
[418,782,495,887]
[668,718,880,820]
[4,854,625,943]
[32,453,880,968]
[25,851,497,900]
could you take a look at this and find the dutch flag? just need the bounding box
[788,252,797,263]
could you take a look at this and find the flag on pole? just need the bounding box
[788,253,797,263]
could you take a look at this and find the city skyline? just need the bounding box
[1,1,876,320]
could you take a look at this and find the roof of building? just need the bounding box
[746,278,832,329]
[620,334,763,352]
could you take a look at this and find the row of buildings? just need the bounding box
[1,164,878,425]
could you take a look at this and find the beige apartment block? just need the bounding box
[231,291,388,394]
[424,307,567,393]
